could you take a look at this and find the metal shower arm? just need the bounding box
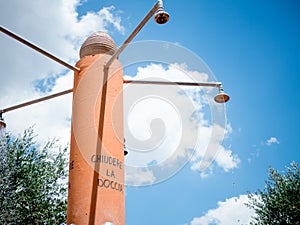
[123,80,222,87]
[0,26,79,72]
[0,89,73,115]
[105,1,160,68]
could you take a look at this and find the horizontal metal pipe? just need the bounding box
[0,26,79,72]
[1,89,73,114]
[105,1,160,68]
[123,80,222,87]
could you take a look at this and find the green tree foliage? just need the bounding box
[247,162,300,225]
[0,128,68,224]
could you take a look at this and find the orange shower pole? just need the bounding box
[67,32,125,225]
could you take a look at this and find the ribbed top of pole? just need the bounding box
[79,31,117,58]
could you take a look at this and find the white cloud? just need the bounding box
[124,63,207,166]
[266,137,280,146]
[0,0,124,144]
[125,168,156,186]
[123,63,239,185]
[123,63,209,185]
[188,195,255,225]
[190,124,240,178]
[215,148,240,172]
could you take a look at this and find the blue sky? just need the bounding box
[1,0,300,224]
